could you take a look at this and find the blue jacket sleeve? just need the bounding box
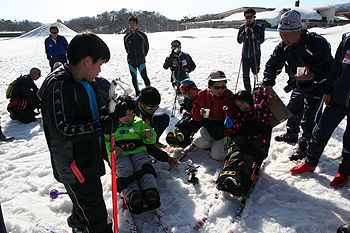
[262,42,286,87]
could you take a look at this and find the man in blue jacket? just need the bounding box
[263,10,333,161]
[163,40,196,94]
[291,32,350,189]
[237,8,265,92]
[45,25,68,72]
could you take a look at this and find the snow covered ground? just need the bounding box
[0,24,349,233]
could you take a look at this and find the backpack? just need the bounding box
[6,76,21,99]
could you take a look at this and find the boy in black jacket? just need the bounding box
[39,32,126,233]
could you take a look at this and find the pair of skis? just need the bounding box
[193,162,265,231]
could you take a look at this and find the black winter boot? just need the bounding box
[0,127,14,142]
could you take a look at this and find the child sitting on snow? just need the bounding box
[216,88,272,196]
[105,95,164,214]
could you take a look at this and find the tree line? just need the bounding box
[0,9,217,34]
[0,19,41,32]
[63,8,218,34]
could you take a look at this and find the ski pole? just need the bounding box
[111,133,118,233]
[235,33,248,93]
[50,189,67,199]
[115,78,131,87]
[109,81,118,233]
[252,34,259,90]
[170,71,178,117]
[112,80,129,95]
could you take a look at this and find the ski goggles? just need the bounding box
[144,105,159,111]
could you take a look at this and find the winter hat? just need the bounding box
[180,78,198,94]
[208,70,228,82]
[277,10,302,32]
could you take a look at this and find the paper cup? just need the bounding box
[297,67,306,76]
[204,109,210,118]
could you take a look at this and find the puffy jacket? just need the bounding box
[324,32,350,107]
[263,30,333,93]
[105,115,156,159]
[39,66,117,184]
[44,35,68,59]
[124,29,149,64]
[163,51,196,82]
[237,21,265,58]
[192,88,235,139]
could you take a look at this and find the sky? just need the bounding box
[1,0,349,24]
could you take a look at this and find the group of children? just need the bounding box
[14,16,349,232]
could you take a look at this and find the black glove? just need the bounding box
[100,113,118,134]
[115,100,127,118]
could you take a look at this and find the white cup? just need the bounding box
[204,109,210,118]
[297,67,306,76]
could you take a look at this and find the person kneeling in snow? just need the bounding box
[166,78,201,148]
[216,88,272,196]
[105,95,179,214]
[191,70,235,160]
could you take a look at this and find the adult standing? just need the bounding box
[263,10,333,161]
[45,25,68,72]
[7,68,41,124]
[237,8,265,92]
[163,40,196,93]
[124,16,150,96]
[290,32,350,189]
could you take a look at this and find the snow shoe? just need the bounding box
[330,173,349,188]
[128,191,144,214]
[290,162,315,174]
[338,224,350,233]
[275,132,298,143]
[142,188,161,211]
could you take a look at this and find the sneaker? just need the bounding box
[289,147,307,161]
[154,141,167,149]
[290,162,315,174]
[330,173,349,188]
[275,132,298,143]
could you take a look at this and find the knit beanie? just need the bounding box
[278,10,302,32]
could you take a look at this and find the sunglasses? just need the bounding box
[144,105,159,111]
[245,15,255,19]
[171,45,180,48]
[50,31,58,34]
[212,85,226,90]
[278,20,291,26]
